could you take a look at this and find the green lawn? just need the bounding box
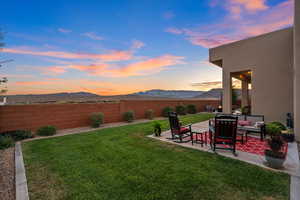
[23,113,289,200]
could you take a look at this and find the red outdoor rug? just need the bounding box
[193,134,288,156]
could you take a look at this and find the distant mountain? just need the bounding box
[4,92,101,105]
[133,89,204,98]
[194,88,243,99]
[194,88,223,99]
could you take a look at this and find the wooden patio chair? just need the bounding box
[210,115,238,155]
[168,112,193,143]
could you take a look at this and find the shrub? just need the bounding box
[162,107,174,117]
[11,130,33,141]
[153,121,162,136]
[145,109,154,120]
[266,123,282,137]
[36,126,57,136]
[0,136,14,149]
[269,122,286,131]
[186,104,197,114]
[175,105,186,115]
[90,112,104,128]
[123,111,135,122]
[1,130,33,141]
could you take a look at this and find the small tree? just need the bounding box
[0,30,8,94]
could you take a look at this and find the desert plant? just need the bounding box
[153,121,162,136]
[123,111,135,122]
[0,136,14,149]
[162,107,174,117]
[176,105,186,115]
[90,112,104,128]
[36,125,57,136]
[186,104,197,114]
[145,109,154,120]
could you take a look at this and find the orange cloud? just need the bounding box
[63,54,184,77]
[229,0,268,12]
[45,66,68,75]
[3,47,133,62]
[167,0,293,48]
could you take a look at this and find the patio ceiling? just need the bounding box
[231,70,252,83]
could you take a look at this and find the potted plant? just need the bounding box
[153,121,162,137]
[265,124,287,169]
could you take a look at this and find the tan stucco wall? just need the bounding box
[210,28,294,123]
[294,0,300,141]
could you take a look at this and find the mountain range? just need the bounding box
[1,89,225,105]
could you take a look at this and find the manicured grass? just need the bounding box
[23,113,289,200]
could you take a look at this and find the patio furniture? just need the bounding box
[168,112,193,143]
[192,129,208,147]
[237,114,266,141]
[209,115,238,155]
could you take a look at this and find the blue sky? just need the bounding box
[0,0,293,95]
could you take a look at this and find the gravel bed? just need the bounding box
[0,147,15,200]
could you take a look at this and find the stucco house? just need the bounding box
[209,0,300,141]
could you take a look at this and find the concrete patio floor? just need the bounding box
[149,120,300,176]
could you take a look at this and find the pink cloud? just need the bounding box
[44,66,68,75]
[167,0,293,48]
[3,47,133,61]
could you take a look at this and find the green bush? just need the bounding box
[36,126,57,136]
[266,123,282,137]
[90,112,104,128]
[145,109,154,120]
[269,122,286,131]
[123,111,135,122]
[11,130,33,141]
[1,130,33,141]
[162,107,174,117]
[186,104,197,114]
[0,136,14,149]
[175,105,186,115]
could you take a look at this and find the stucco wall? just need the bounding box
[294,0,300,140]
[0,99,220,132]
[210,28,294,123]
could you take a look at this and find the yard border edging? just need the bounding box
[15,142,29,200]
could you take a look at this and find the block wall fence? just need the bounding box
[0,99,220,132]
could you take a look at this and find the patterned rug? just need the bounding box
[193,133,288,156]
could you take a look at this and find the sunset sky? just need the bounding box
[0,0,293,95]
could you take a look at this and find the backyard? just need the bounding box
[23,113,289,200]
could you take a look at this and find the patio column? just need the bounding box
[294,0,300,141]
[241,80,249,108]
[222,70,232,113]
